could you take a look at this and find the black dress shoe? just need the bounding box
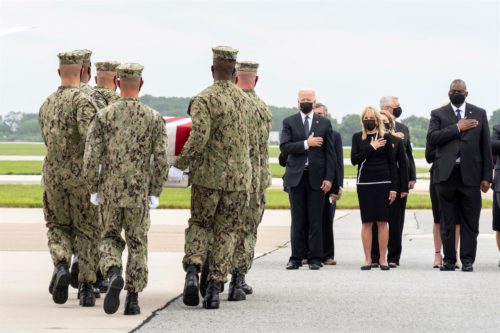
[380,265,390,271]
[461,263,473,272]
[70,256,79,289]
[309,263,321,270]
[360,265,372,270]
[103,267,124,315]
[388,263,397,268]
[286,261,300,270]
[203,281,221,309]
[124,291,141,315]
[79,283,96,307]
[228,274,246,301]
[183,265,200,306]
[52,262,70,304]
[371,262,379,268]
[440,263,456,271]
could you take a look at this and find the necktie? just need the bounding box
[456,109,462,120]
[304,115,310,137]
[456,109,462,161]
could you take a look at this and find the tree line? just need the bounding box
[1,94,499,148]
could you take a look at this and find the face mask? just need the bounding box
[449,92,466,106]
[384,123,391,131]
[299,102,313,114]
[393,106,402,118]
[363,119,376,131]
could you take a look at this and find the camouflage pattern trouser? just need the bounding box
[231,190,266,274]
[43,183,99,283]
[183,184,249,283]
[99,204,150,292]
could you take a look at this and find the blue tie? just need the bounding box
[456,109,462,120]
[304,115,310,137]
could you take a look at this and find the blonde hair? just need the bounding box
[360,106,385,140]
[379,110,395,133]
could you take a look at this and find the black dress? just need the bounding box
[351,131,397,223]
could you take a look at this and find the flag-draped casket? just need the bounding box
[164,116,191,188]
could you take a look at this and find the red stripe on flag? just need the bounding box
[164,117,185,123]
[175,123,192,155]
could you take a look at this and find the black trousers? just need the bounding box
[322,197,336,260]
[371,195,406,263]
[435,166,481,265]
[288,171,324,263]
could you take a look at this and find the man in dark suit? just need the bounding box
[280,89,337,270]
[490,125,500,267]
[313,103,343,265]
[427,79,492,272]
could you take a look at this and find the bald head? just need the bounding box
[235,71,258,90]
[117,77,143,98]
[212,58,236,81]
[95,71,118,91]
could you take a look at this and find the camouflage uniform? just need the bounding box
[232,87,272,274]
[175,79,252,283]
[83,65,168,292]
[39,82,99,283]
[91,87,120,109]
[80,83,94,96]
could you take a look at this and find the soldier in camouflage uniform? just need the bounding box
[229,61,272,300]
[68,48,93,289]
[91,61,121,109]
[39,51,100,307]
[168,46,252,310]
[76,49,94,96]
[83,63,168,315]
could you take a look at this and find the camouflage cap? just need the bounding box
[57,51,85,65]
[236,61,259,73]
[117,63,144,78]
[74,49,92,64]
[212,46,238,61]
[95,61,121,72]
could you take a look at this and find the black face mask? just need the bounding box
[384,123,391,131]
[393,106,402,118]
[363,119,377,131]
[299,102,313,114]
[449,92,466,106]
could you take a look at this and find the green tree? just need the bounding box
[338,114,361,146]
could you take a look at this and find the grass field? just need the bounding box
[0,184,491,209]
[0,143,46,156]
[269,146,425,159]
[0,161,43,175]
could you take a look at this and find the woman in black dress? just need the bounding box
[351,106,397,270]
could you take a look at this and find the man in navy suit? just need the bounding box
[280,89,337,270]
[313,103,343,265]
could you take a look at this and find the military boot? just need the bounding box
[70,255,79,289]
[240,275,253,295]
[48,266,56,295]
[124,291,141,315]
[228,273,246,301]
[52,262,70,304]
[103,267,124,315]
[199,259,209,298]
[183,265,199,306]
[202,281,221,309]
[78,284,101,299]
[79,283,96,307]
[95,270,108,293]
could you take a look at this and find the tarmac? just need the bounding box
[1,208,499,332]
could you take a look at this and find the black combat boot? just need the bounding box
[103,266,124,315]
[124,291,141,315]
[95,270,108,293]
[48,266,56,295]
[183,265,200,306]
[199,259,209,298]
[79,283,96,307]
[70,255,79,289]
[52,262,70,304]
[240,275,253,295]
[228,273,246,301]
[203,281,222,309]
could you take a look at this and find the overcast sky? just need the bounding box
[0,0,499,120]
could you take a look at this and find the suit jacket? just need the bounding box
[395,122,416,181]
[332,130,344,189]
[280,112,337,190]
[425,140,436,173]
[491,124,500,192]
[427,103,493,186]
